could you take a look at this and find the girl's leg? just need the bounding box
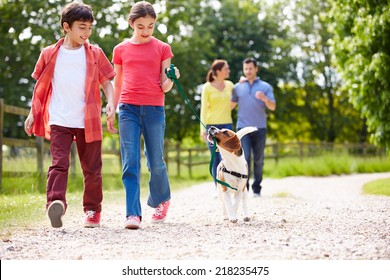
[141,106,171,208]
[119,104,142,218]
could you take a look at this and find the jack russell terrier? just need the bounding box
[208,126,258,223]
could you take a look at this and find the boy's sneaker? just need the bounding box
[84,210,100,228]
[151,200,170,223]
[125,216,141,230]
[47,200,65,228]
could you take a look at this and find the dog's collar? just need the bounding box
[221,166,248,179]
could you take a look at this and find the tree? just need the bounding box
[0,0,375,146]
[0,0,134,138]
[159,0,285,143]
[329,0,390,147]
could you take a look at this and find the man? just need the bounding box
[231,58,276,196]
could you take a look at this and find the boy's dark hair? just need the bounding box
[243,58,258,68]
[61,1,94,32]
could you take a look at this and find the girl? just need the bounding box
[111,1,180,229]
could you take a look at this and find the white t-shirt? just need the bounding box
[49,45,86,128]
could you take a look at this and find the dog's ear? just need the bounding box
[236,127,258,140]
[224,135,241,151]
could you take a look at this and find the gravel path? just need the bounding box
[1,172,390,260]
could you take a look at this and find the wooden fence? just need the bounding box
[167,140,386,178]
[0,98,387,189]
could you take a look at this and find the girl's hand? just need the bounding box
[174,67,180,79]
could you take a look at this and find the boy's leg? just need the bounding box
[74,128,103,213]
[46,125,73,228]
[46,125,74,210]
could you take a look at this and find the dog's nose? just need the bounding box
[208,126,219,136]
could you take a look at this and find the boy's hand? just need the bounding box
[105,102,116,123]
[106,102,118,133]
[107,120,118,134]
[24,114,34,136]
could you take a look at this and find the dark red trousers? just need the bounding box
[46,125,103,213]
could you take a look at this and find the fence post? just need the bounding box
[36,136,45,192]
[176,142,181,177]
[36,137,44,175]
[0,98,4,190]
[188,149,192,178]
[299,142,303,161]
[70,142,76,177]
[273,142,279,164]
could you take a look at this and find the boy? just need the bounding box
[24,1,115,228]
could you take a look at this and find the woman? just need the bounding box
[200,59,234,188]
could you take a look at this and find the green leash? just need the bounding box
[165,64,237,191]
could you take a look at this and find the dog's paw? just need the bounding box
[229,219,238,223]
[243,217,250,222]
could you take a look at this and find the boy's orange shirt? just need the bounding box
[30,38,115,143]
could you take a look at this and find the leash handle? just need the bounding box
[167,64,237,191]
[165,64,177,81]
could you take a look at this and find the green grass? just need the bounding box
[263,155,390,178]
[363,178,390,196]
[272,192,292,198]
[0,175,209,234]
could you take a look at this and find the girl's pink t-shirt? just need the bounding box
[112,37,173,106]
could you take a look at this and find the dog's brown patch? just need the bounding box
[218,167,228,192]
[223,136,241,152]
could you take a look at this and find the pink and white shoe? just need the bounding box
[125,215,141,229]
[151,200,170,223]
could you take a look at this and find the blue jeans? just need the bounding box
[206,124,233,185]
[239,128,266,194]
[119,104,171,219]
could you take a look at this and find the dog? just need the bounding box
[208,126,258,223]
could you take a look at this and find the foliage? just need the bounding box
[329,0,390,147]
[0,0,378,145]
[270,0,367,143]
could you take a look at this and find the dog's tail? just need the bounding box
[237,127,258,139]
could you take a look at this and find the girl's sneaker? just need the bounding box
[125,216,141,229]
[151,200,170,223]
